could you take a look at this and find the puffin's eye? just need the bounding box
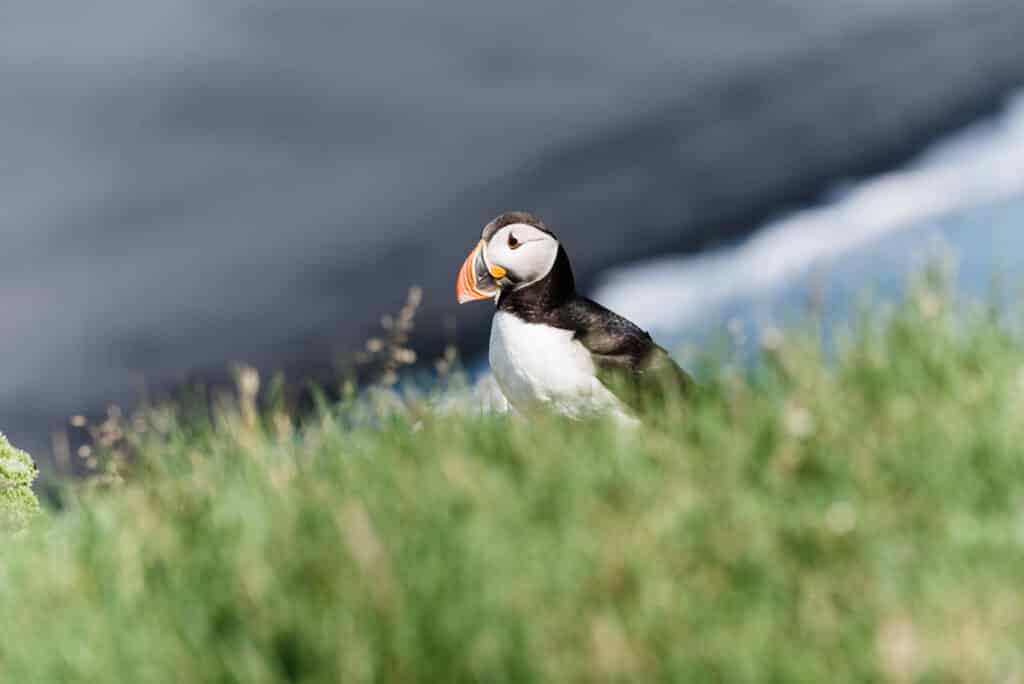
[508,234,521,249]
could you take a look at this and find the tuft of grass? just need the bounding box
[0,432,40,532]
[4,280,1024,682]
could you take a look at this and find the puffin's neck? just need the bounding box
[497,245,576,320]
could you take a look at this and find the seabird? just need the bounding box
[456,212,691,421]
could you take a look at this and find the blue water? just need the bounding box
[695,197,1023,345]
[592,91,1024,357]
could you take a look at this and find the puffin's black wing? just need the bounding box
[562,297,692,412]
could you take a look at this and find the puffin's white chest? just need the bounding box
[488,311,630,420]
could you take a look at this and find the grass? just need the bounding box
[0,432,40,531]
[4,275,1024,683]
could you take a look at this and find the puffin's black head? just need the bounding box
[456,212,565,304]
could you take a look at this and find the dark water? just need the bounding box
[4,1,1024,458]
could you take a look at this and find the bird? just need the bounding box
[456,211,691,422]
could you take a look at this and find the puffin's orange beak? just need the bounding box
[456,240,502,303]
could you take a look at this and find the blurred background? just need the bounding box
[3,1,1024,462]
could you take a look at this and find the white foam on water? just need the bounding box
[592,91,1024,333]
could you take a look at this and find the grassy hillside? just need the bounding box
[3,278,1024,683]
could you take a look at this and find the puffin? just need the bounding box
[456,211,691,421]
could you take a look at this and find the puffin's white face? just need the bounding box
[483,223,559,289]
[456,216,560,304]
